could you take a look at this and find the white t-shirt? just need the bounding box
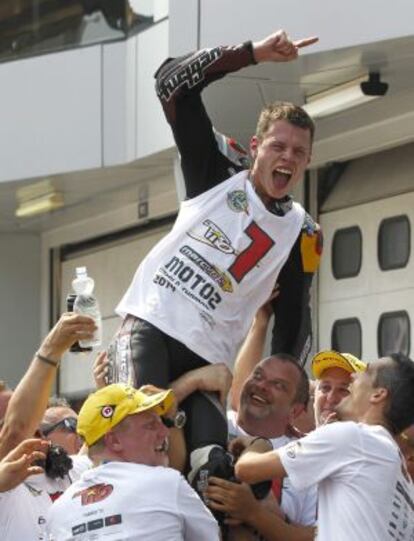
[46,461,219,541]
[0,454,91,541]
[227,410,316,526]
[279,421,414,541]
[116,171,304,366]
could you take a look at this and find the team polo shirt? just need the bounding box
[279,421,414,541]
[46,461,219,540]
[117,170,305,366]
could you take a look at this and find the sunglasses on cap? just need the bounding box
[41,417,77,437]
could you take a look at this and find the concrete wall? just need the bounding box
[0,234,40,387]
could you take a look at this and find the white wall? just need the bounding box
[0,20,173,184]
[0,47,102,183]
[0,234,40,387]
[136,19,174,158]
[198,0,414,51]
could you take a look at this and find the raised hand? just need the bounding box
[253,30,318,64]
[0,438,48,492]
[38,312,97,361]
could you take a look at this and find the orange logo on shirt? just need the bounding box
[73,483,113,505]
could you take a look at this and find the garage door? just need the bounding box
[319,192,414,361]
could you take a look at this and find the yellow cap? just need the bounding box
[77,384,175,446]
[311,350,367,379]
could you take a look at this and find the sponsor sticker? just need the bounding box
[101,405,115,419]
[227,190,249,214]
[179,245,233,293]
[72,523,86,536]
[187,219,238,256]
[105,514,122,527]
[73,483,114,506]
[285,441,301,459]
[87,519,104,531]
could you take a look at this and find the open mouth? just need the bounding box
[272,167,292,188]
[155,439,169,454]
[249,392,269,406]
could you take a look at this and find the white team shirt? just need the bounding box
[116,171,305,366]
[279,421,414,541]
[227,410,316,526]
[46,461,219,541]
[0,454,91,541]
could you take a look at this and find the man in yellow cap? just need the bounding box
[311,350,366,426]
[46,384,219,540]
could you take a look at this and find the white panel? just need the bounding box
[0,234,40,387]
[59,222,172,395]
[199,0,414,52]
[319,192,414,360]
[0,47,102,183]
[136,20,174,158]
[169,0,199,55]
[103,39,137,166]
[154,0,169,21]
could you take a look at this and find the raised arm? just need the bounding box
[0,313,95,459]
[230,289,278,411]
[234,437,286,484]
[155,30,318,198]
[155,43,254,197]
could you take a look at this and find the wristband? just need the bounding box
[36,352,60,368]
[243,40,257,65]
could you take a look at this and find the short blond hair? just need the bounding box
[255,102,315,142]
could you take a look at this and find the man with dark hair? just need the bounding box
[235,355,414,541]
[111,29,321,490]
[373,353,414,434]
[205,353,316,540]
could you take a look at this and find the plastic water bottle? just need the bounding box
[72,267,102,348]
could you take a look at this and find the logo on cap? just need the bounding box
[101,405,115,419]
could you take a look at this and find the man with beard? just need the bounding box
[40,398,81,456]
[235,354,414,541]
[205,354,316,540]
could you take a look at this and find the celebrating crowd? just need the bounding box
[1,27,414,541]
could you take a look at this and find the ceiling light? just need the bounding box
[303,72,388,119]
[15,180,64,218]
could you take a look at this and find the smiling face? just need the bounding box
[110,410,170,467]
[314,367,352,426]
[238,357,304,436]
[250,119,312,205]
[335,360,388,423]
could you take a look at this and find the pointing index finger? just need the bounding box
[294,36,319,49]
